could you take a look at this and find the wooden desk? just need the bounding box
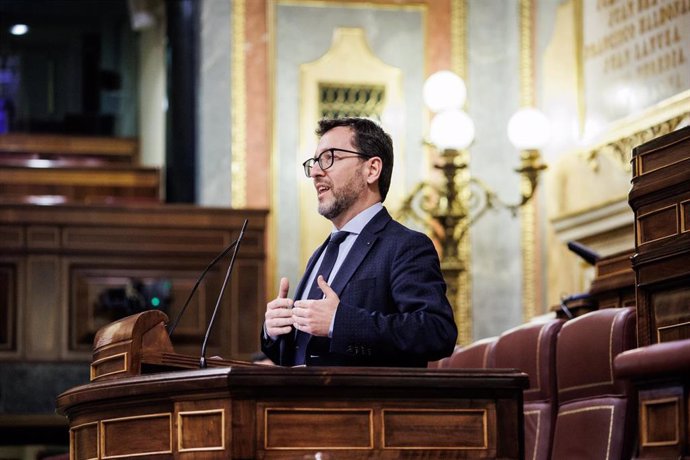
[56,312,528,458]
[57,366,527,459]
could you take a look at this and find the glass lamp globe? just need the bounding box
[507,107,551,150]
[423,71,467,113]
[10,24,29,35]
[429,109,475,151]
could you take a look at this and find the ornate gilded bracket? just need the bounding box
[585,114,689,173]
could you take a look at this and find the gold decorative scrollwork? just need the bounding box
[585,115,689,172]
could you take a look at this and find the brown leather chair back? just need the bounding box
[427,345,462,368]
[447,336,497,368]
[550,307,637,460]
[492,319,564,460]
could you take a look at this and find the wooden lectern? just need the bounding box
[57,311,528,459]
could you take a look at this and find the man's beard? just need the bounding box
[318,168,367,220]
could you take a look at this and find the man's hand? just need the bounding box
[265,277,294,338]
[292,276,340,337]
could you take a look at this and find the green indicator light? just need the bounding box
[151,297,161,307]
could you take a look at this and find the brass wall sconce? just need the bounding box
[398,70,549,320]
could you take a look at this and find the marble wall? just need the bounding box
[467,0,524,339]
[198,0,233,206]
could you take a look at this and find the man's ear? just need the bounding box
[366,157,382,184]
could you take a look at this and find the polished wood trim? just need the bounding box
[0,167,159,186]
[681,199,690,233]
[640,396,680,448]
[263,407,374,450]
[90,351,129,381]
[381,408,488,450]
[58,365,528,459]
[637,204,678,245]
[70,421,99,460]
[657,321,690,343]
[100,412,173,459]
[637,136,690,176]
[0,133,138,159]
[177,409,226,452]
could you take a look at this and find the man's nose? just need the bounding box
[310,161,324,177]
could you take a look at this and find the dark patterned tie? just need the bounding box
[294,231,349,365]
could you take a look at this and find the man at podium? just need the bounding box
[262,117,458,367]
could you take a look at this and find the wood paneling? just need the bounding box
[0,133,158,204]
[101,413,172,457]
[0,133,138,162]
[58,365,528,459]
[629,125,690,346]
[588,250,636,310]
[264,408,373,449]
[615,341,690,460]
[0,203,267,362]
[0,166,161,204]
[71,422,98,460]
[382,408,489,449]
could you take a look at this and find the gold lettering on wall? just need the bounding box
[582,0,690,134]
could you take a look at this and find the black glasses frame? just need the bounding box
[302,148,372,177]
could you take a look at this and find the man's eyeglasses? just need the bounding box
[302,148,372,177]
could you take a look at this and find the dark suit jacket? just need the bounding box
[262,207,458,367]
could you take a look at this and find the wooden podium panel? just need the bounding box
[57,366,527,459]
[629,126,690,346]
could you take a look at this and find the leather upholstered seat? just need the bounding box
[447,336,497,369]
[492,318,564,460]
[428,337,496,369]
[550,307,637,460]
[427,344,462,368]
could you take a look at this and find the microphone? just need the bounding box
[567,241,600,266]
[167,239,240,338]
[200,219,248,368]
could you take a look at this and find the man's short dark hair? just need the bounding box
[316,117,394,202]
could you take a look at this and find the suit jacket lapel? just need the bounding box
[330,207,391,295]
[294,207,391,298]
[289,207,391,363]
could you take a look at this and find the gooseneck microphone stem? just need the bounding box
[167,240,239,338]
[200,219,248,368]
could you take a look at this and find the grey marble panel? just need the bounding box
[468,0,524,339]
[198,0,232,206]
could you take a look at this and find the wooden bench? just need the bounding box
[0,133,160,203]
